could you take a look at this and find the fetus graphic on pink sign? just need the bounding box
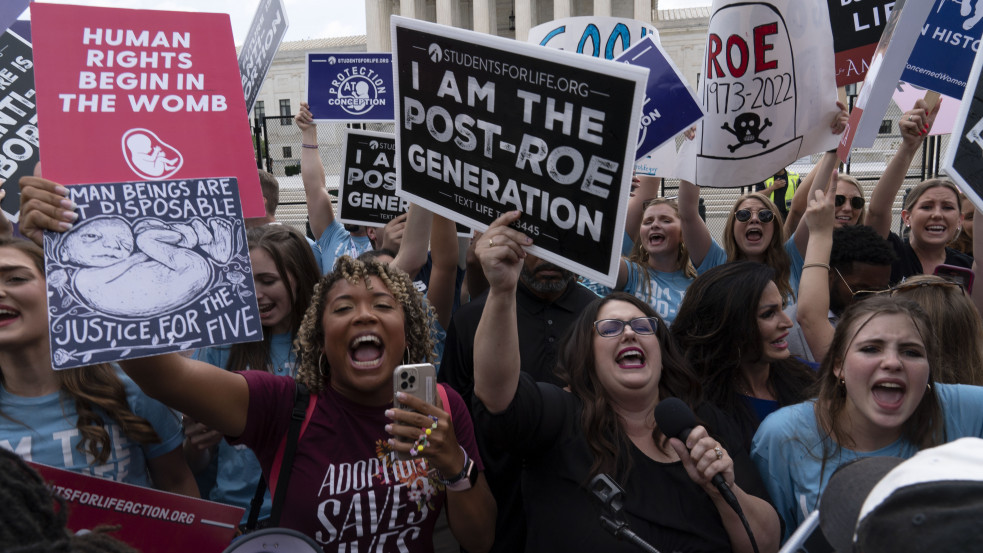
[122,128,184,180]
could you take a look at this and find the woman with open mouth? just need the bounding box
[472,211,780,553]
[18,177,496,553]
[750,294,983,542]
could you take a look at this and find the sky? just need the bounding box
[20,0,711,45]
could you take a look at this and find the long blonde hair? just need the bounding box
[723,193,793,301]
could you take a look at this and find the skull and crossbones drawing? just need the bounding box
[722,113,772,153]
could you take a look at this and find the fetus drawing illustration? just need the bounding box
[56,216,233,318]
[122,128,184,180]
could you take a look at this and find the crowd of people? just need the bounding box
[3,75,982,553]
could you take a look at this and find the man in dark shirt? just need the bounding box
[440,253,596,553]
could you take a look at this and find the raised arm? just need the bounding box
[796,178,838,363]
[295,102,335,240]
[625,174,660,243]
[427,213,460,329]
[866,99,941,238]
[473,211,532,413]
[678,179,712,267]
[392,206,431,278]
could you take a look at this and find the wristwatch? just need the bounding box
[440,448,479,492]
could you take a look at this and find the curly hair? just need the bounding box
[723,193,794,301]
[626,199,697,303]
[814,295,944,457]
[829,225,897,269]
[892,275,983,386]
[553,292,702,482]
[225,225,320,373]
[671,261,815,448]
[0,238,160,465]
[0,448,138,552]
[294,256,436,393]
[836,174,867,225]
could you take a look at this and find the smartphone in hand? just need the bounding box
[392,363,437,460]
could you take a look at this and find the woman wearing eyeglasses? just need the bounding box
[471,211,781,553]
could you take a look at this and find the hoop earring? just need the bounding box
[402,346,411,365]
[318,351,328,375]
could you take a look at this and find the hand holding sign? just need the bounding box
[476,210,531,294]
[899,98,941,144]
[19,175,78,246]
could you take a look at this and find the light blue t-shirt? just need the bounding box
[315,220,372,274]
[0,369,183,488]
[622,262,695,325]
[193,332,297,525]
[750,383,983,541]
[700,236,804,299]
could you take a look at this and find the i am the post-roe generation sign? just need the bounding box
[31,3,264,217]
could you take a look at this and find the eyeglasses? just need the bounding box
[593,317,659,337]
[836,268,965,300]
[735,208,775,223]
[835,195,865,210]
[834,267,888,300]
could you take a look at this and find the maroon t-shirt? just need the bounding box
[233,371,481,552]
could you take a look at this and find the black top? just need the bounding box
[438,281,597,553]
[887,232,973,284]
[474,373,772,553]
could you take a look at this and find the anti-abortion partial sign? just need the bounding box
[337,129,405,226]
[0,29,37,223]
[675,0,840,187]
[901,0,983,100]
[238,0,288,114]
[307,53,394,122]
[837,0,934,160]
[827,0,897,87]
[32,462,243,553]
[528,16,657,60]
[43,177,262,370]
[942,43,983,214]
[617,35,703,162]
[392,16,646,287]
[30,3,265,217]
[894,81,958,135]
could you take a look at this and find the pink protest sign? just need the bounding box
[31,3,264,217]
[893,81,957,136]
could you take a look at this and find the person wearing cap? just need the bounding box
[750,294,983,542]
[755,167,799,222]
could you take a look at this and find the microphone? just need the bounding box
[589,474,661,553]
[653,398,741,514]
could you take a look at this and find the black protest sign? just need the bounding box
[238,0,288,113]
[43,177,262,370]
[828,0,896,87]
[392,17,646,286]
[944,45,983,213]
[0,29,37,221]
[337,129,406,227]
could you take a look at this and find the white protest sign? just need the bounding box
[391,16,647,287]
[675,0,840,186]
[528,16,657,59]
[837,0,935,160]
[942,43,983,214]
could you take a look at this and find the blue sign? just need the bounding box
[307,53,394,123]
[0,1,28,36]
[616,35,703,161]
[238,0,288,114]
[902,0,983,99]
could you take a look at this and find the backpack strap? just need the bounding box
[268,383,316,526]
[437,383,452,425]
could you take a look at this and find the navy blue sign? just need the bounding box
[0,1,28,37]
[617,35,702,161]
[307,53,394,122]
[44,177,261,370]
[0,29,37,222]
[238,0,288,114]
[902,0,983,99]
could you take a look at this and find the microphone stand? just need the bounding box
[590,474,662,553]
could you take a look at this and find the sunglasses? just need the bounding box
[593,317,660,337]
[836,268,965,300]
[835,195,865,210]
[735,209,775,223]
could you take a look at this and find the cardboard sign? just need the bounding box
[942,42,983,214]
[837,0,935,160]
[43,177,262,370]
[30,3,264,217]
[675,0,840,187]
[894,81,958,135]
[634,142,675,176]
[617,35,703,162]
[307,53,394,122]
[0,29,37,222]
[31,462,243,553]
[392,16,646,287]
[337,129,405,227]
[238,0,288,114]
[901,0,983,100]
[827,0,897,87]
[528,16,657,60]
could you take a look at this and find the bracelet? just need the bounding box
[802,263,830,270]
[437,446,469,484]
[302,143,318,149]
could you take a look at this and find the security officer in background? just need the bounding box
[755,167,799,221]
